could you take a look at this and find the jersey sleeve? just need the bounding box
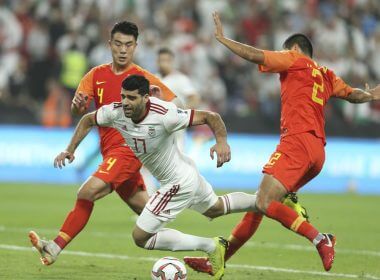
[330,72,353,98]
[163,105,194,133]
[258,50,298,73]
[143,70,177,101]
[95,103,120,127]
[75,68,95,106]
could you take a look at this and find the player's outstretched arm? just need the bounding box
[212,11,265,64]
[191,110,231,167]
[54,111,96,169]
[342,84,380,103]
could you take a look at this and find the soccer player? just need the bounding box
[53,74,266,279]
[157,47,200,110]
[185,12,380,273]
[28,21,179,266]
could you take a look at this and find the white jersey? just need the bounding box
[96,97,196,185]
[157,71,197,105]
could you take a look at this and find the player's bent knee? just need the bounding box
[132,226,151,248]
[255,196,270,214]
[77,177,110,201]
[203,198,224,218]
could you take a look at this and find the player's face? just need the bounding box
[157,53,174,76]
[109,32,137,68]
[121,89,149,120]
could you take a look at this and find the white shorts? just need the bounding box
[136,174,218,233]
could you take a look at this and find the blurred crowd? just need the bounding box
[0,0,379,135]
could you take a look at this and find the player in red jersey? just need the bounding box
[185,12,380,273]
[28,21,178,266]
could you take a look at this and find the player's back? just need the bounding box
[259,50,352,141]
[76,63,176,155]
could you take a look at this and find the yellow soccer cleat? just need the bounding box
[207,237,229,280]
[283,192,310,222]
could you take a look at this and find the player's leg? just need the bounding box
[29,149,131,265]
[184,192,311,274]
[224,192,308,261]
[257,133,335,271]
[115,172,149,215]
[256,174,335,269]
[29,176,111,265]
[133,207,228,279]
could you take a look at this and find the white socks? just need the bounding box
[221,192,257,214]
[144,228,215,253]
[49,241,62,256]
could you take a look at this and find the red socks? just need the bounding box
[226,212,263,260]
[266,201,319,242]
[54,199,94,249]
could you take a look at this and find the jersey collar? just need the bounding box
[132,100,151,124]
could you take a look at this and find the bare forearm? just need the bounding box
[66,114,95,153]
[218,37,265,64]
[71,103,87,116]
[345,88,377,103]
[205,112,227,143]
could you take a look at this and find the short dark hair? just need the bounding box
[121,75,149,96]
[282,33,313,58]
[158,47,174,57]
[111,21,139,41]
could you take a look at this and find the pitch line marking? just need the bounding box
[0,244,379,280]
[1,225,380,258]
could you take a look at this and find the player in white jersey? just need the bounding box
[54,75,260,279]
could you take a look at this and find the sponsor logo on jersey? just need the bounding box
[148,126,156,137]
[96,81,106,85]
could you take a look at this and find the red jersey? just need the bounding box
[258,50,353,141]
[76,63,176,155]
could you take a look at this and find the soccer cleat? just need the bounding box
[183,256,213,275]
[28,231,58,265]
[207,237,228,279]
[283,192,310,222]
[316,233,336,271]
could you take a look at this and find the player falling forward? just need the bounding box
[53,74,270,279]
[28,21,178,265]
[185,12,380,273]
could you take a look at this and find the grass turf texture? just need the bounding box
[0,183,379,280]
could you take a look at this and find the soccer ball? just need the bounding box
[151,257,187,280]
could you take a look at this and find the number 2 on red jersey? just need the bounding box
[311,67,326,106]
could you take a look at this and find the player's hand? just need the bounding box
[366,83,380,100]
[54,151,75,169]
[210,141,231,168]
[212,12,225,42]
[72,92,88,110]
[150,85,162,99]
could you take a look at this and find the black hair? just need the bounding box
[282,33,313,58]
[111,21,139,41]
[121,75,149,96]
[158,47,174,57]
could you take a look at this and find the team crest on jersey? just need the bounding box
[148,126,156,137]
[121,125,128,131]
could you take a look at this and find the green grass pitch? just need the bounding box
[0,183,379,280]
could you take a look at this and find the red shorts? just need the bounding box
[262,132,325,192]
[93,146,146,197]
